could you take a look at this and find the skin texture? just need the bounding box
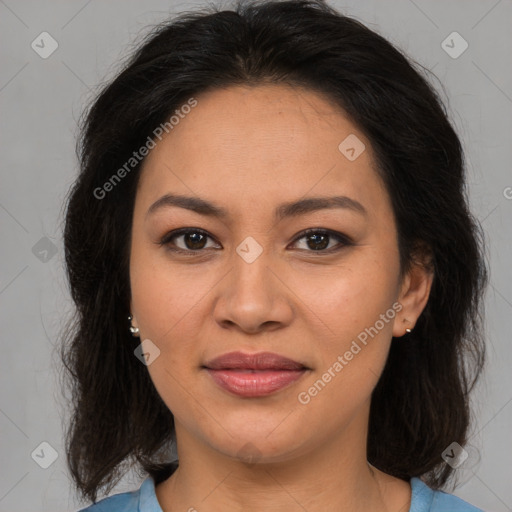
[129,84,434,512]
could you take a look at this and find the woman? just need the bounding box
[61,1,488,510]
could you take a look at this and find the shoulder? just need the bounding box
[410,477,484,512]
[76,490,139,512]
[75,476,162,512]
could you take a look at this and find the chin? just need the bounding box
[199,415,312,465]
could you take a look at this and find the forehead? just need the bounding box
[136,84,391,222]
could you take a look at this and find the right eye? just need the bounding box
[159,228,221,254]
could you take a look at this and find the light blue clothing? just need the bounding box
[76,475,484,511]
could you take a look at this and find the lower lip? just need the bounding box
[205,368,307,397]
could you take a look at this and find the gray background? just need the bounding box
[0,0,511,511]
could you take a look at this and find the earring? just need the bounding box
[403,318,413,334]
[128,314,140,337]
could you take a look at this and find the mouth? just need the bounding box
[202,351,310,398]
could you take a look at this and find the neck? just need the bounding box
[155,407,411,512]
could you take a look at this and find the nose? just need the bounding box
[212,250,294,335]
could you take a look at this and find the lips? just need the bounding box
[204,351,306,371]
[203,351,309,398]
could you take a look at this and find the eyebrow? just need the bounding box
[146,193,367,222]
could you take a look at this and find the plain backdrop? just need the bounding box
[0,0,511,511]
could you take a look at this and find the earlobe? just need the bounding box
[128,313,140,337]
[393,257,434,338]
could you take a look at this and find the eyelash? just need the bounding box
[158,227,353,256]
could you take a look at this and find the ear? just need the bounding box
[393,244,434,337]
[129,300,138,328]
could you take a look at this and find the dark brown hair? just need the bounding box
[59,0,488,504]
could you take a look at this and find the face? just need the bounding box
[129,84,428,464]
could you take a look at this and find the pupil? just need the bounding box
[186,232,205,250]
[308,233,328,250]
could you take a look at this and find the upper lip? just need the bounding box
[203,351,307,370]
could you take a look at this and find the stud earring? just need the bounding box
[128,314,140,337]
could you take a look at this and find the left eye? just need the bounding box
[159,228,351,254]
[291,228,351,252]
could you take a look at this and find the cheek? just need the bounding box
[295,254,399,339]
[130,243,206,342]
[292,274,397,431]
[291,255,399,395]
[130,256,206,416]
